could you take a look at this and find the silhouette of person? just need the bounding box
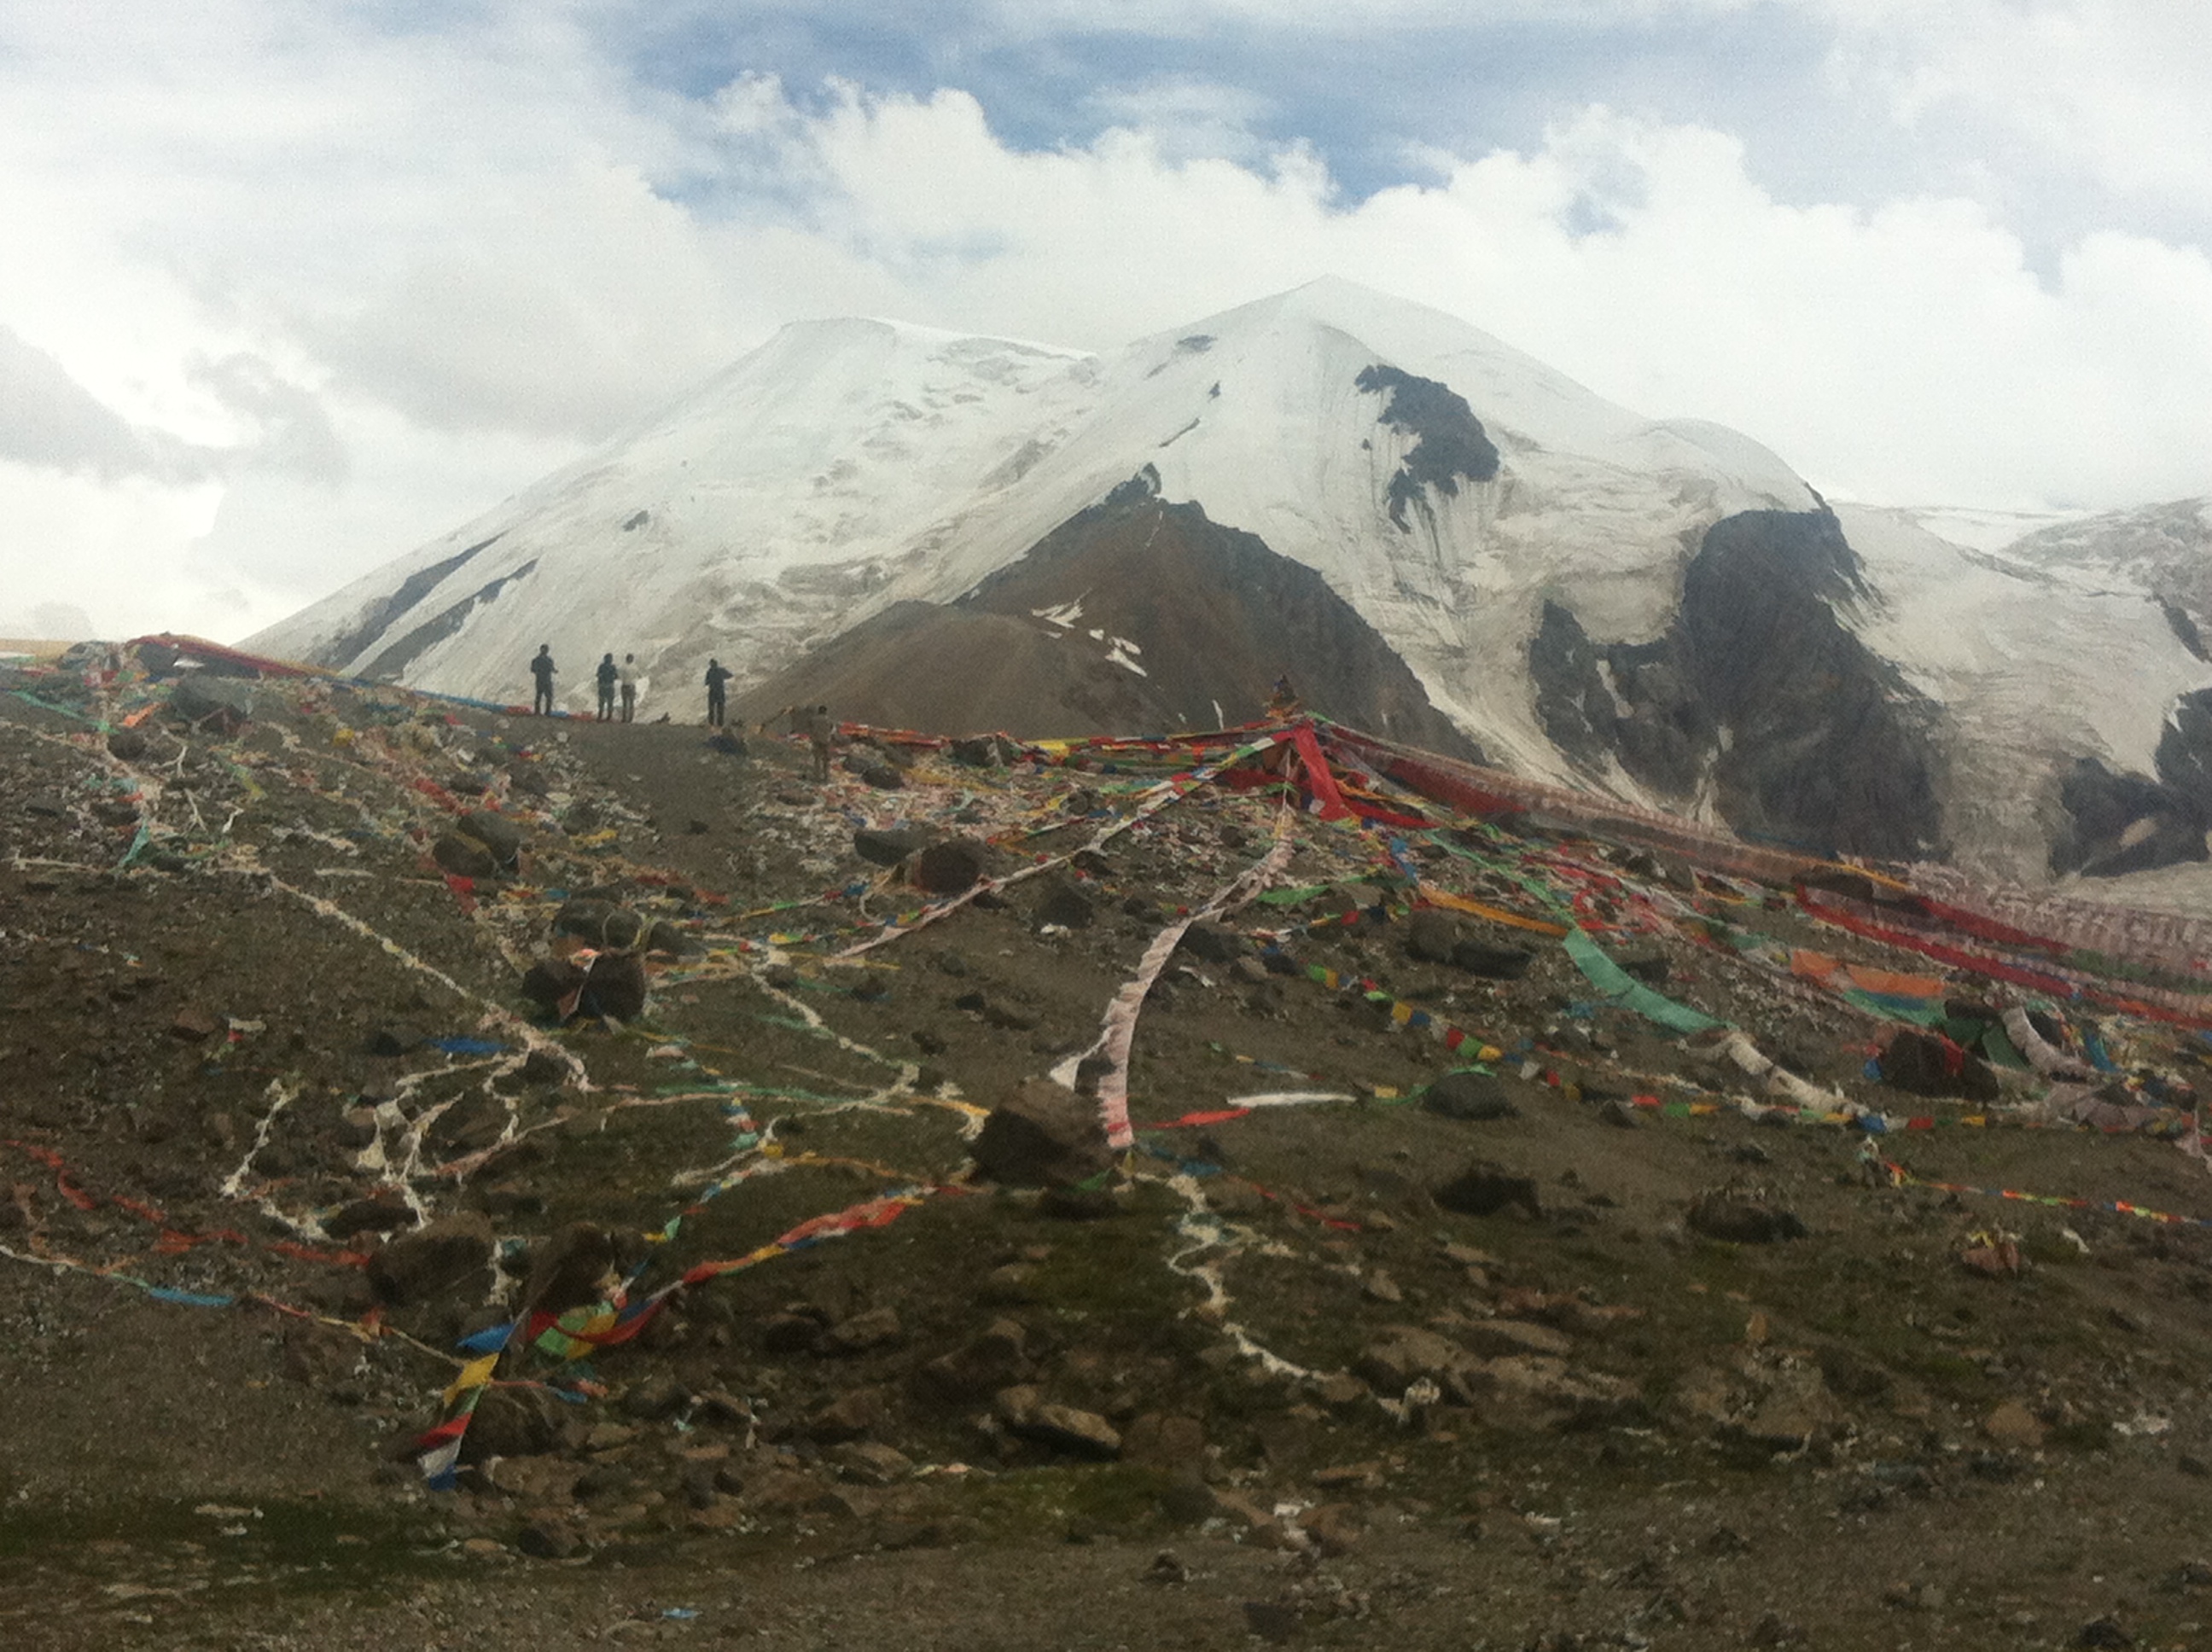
[804,704,834,782]
[619,654,638,723]
[530,644,557,715]
[704,658,733,727]
[595,653,618,721]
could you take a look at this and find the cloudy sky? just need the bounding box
[4,0,2209,643]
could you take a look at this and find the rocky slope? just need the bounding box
[10,644,2212,1649]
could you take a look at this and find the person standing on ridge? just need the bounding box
[704,658,733,727]
[530,644,557,715]
[595,653,619,721]
[619,654,638,724]
[803,703,834,783]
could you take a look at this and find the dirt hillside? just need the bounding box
[5,647,2212,1651]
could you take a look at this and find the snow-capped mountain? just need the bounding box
[249,279,2212,887]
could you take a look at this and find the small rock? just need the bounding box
[1298,1502,1362,1556]
[1451,939,1534,978]
[825,1306,902,1353]
[519,957,588,1010]
[971,1080,1111,1188]
[170,1004,223,1042]
[1121,1412,1206,1469]
[1685,1191,1806,1244]
[1434,1161,1543,1219]
[830,1441,914,1485]
[1243,1599,1301,1644]
[579,952,648,1021]
[2077,1614,2131,1648]
[515,1518,583,1561]
[1033,876,1097,930]
[430,830,500,881]
[1983,1399,2047,1451]
[1422,1070,1520,1122]
[853,827,933,867]
[460,809,527,869]
[1355,1326,1467,1396]
[912,839,983,894]
[1461,1318,1573,1358]
[1008,1400,1121,1459]
[366,1212,494,1306]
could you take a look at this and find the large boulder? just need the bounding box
[367,1212,494,1306]
[912,840,985,895]
[1422,1070,1520,1122]
[170,675,253,730]
[971,1081,1111,1189]
[579,953,648,1021]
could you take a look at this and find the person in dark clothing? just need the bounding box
[595,653,618,721]
[704,659,733,727]
[530,644,557,715]
[802,703,834,782]
[618,654,638,723]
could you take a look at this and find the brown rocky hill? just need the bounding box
[736,473,1480,755]
[5,643,2212,1649]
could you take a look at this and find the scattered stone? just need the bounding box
[366,1212,494,1306]
[1033,876,1097,929]
[1176,922,1246,965]
[825,1306,902,1353]
[430,830,500,881]
[1422,1070,1520,1122]
[854,827,932,867]
[1434,1161,1543,1219]
[1243,1599,1301,1644]
[515,1517,583,1561]
[553,899,645,948]
[170,1004,223,1042]
[997,1391,1121,1458]
[620,1376,690,1422]
[831,1441,914,1485]
[1461,1318,1573,1359]
[1452,939,1534,978]
[1355,1327,1468,1395]
[1037,1184,1117,1220]
[1405,909,1461,964]
[106,728,148,761]
[579,952,648,1021]
[1877,1028,2001,1102]
[2076,1614,2132,1648]
[1298,1503,1362,1556]
[1686,1191,1807,1244]
[971,1080,1111,1188]
[519,957,587,1009]
[806,1387,889,1442]
[912,839,984,895]
[170,675,252,730]
[459,809,527,869]
[1984,1399,2047,1451]
[1121,1412,1207,1469]
[920,1319,1030,1403]
[323,1193,413,1238]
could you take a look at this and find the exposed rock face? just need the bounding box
[1532,506,1943,860]
[1353,364,1500,530]
[2045,688,2212,878]
[736,474,1482,757]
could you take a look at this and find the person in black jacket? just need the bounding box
[704,659,733,726]
[530,644,556,715]
[595,653,619,721]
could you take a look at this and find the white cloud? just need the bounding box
[1809,1,2212,218]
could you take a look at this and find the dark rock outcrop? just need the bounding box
[1532,507,1943,860]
